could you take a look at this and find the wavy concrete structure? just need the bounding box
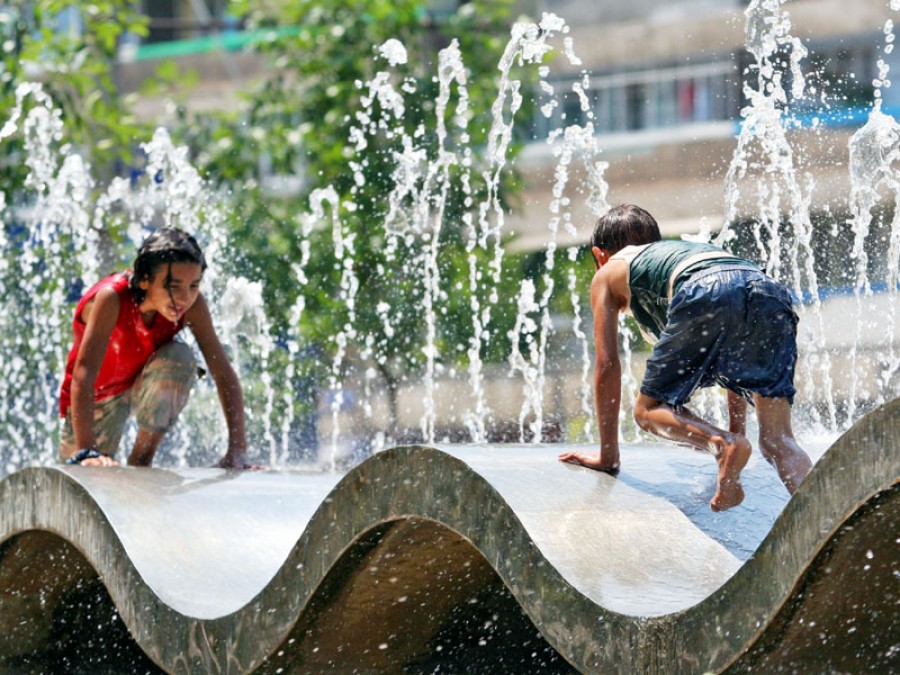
[0,398,897,674]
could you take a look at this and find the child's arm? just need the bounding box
[559,265,624,472]
[592,276,623,467]
[185,294,252,469]
[69,288,121,466]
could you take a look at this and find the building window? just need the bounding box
[140,0,238,44]
[533,59,740,139]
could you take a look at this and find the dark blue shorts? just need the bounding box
[640,266,798,407]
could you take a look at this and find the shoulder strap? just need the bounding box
[667,251,734,301]
[610,244,649,264]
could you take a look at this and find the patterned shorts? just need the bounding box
[59,341,197,461]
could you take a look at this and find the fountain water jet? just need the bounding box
[1,5,899,472]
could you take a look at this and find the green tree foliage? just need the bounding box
[178,0,536,428]
[0,2,149,195]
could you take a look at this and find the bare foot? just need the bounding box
[558,452,620,475]
[710,437,751,511]
[215,454,266,470]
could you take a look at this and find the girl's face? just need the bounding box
[138,261,203,323]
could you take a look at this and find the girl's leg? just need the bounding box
[128,341,197,467]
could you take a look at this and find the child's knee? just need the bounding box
[134,384,192,434]
[155,340,196,368]
[141,342,197,392]
[132,342,197,432]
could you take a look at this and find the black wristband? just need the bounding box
[65,448,106,465]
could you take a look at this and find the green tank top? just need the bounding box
[612,240,756,343]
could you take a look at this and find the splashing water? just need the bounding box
[326,13,601,446]
[718,0,838,428]
[320,186,355,470]
[0,84,96,468]
[508,278,542,440]
[845,5,900,417]
[456,14,581,442]
[218,276,278,460]
[2,4,900,474]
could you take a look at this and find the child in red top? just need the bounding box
[59,228,251,469]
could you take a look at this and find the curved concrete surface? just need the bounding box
[0,398,897,673]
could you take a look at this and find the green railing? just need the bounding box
[134,26,300,61]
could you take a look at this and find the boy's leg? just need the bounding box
[753,395,812,493]
[727,390,748,436]
[634,393,752,511]
[128,341,197,467]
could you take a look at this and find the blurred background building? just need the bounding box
[111,0,896,256]
[515,0,893,256]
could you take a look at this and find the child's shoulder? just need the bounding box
[82,271,130,296]
[78,281,124,325]
[592,258,630,309]
[78,272,129,309]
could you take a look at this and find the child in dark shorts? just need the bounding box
[642,266,799,406]
[559,204,813,511]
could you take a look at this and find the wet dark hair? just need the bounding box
[591,204,662,254]
[130,228,207,304]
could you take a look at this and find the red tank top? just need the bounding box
[59,272,184,415]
